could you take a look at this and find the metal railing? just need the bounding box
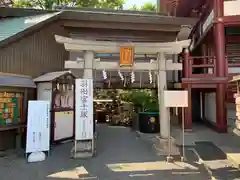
[182,55,240,78]
[187,55,216,78]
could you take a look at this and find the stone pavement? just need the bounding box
[171,124,240,179]
[135,130,181,156]
[0,124,211,180]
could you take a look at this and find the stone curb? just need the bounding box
[190,148,217,180]
[221,149,240,170]
[177,141,239,179]
[223,128,240,169]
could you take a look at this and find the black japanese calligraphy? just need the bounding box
[80,110,88,118]
[80,88,88,95]
[80,80,88,88]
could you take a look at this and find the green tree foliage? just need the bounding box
[13,0,125,10]
[129,2,157,12]
[13,0,156,11]
[120,89,158,112]
[129,4,138,11]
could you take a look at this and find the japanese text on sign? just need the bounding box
[75,79,94,140]
[120,46,134,66]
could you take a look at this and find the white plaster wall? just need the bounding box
[228,67,240,74]
[204,92,217,124]
[37,82,52,105]
[224,0,240,16]
[204,93,236,127]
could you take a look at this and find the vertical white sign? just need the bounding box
[26,101,50,153]
[75,79,94,140]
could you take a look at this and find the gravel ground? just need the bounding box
[0,124,211,180]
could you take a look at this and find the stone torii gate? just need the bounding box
[55,34,190,138]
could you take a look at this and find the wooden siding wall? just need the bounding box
[0,21,69,78]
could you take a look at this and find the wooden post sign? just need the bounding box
[163,90,188,162]
[120,46,134,67]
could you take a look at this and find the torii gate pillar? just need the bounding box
[83,51,94,79]
[157,52,169,138]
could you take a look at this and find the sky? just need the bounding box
[123,0,157,9]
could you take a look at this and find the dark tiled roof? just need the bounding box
[0,72,36,88]
[0,7,197,48]
[0,7,56,18]
[0,12,59,42]
[34,71,74,82]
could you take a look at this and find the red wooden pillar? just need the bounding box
[214,0,227,132]
[201,92,206,120]
[184,49,192,129]
[216,84,227,132]
[202,44,207,73]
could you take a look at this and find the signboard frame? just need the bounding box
[164,90,188,108]
[163,90,188,162]
[119,46,134,67]
[26,100,50,156]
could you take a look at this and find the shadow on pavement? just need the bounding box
[195,141,227,161]
[194,141,240,179]
[0,125,211,180]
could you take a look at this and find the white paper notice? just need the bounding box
[164,90,188,107]
[26,101,50,153]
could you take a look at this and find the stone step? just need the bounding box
[71,151,94,159]
[70,139,96,159]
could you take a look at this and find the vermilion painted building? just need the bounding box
[160,0,179,15]
[161,0,240,132]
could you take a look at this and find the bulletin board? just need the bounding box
[0,92,22,125]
